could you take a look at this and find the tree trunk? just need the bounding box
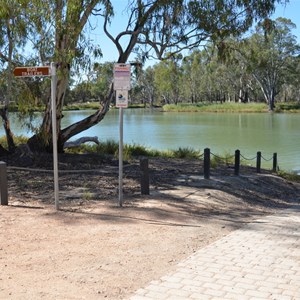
[0,17,16,153]
[0,108,15,153]
[27,83,114,153]
[268,92,275,111]
[59,85,114,151]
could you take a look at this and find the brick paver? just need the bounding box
[128,205,300,300]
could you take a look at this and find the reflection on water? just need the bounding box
[1,109,300,172]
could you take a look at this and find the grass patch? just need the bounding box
[64,140,202,161]
[64,102,101,111]
[275,102,300,113]
[170,147,202,159]
[0,135,28,149]
[163,102,268,113]
[2,136,291,177]
[277,170,300,182]
[210,151,235,168]
[64,139,119,156]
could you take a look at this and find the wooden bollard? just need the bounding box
[234,150,240,176]
[140,158,149,195]
[256,151,261,173]
[0,161,8,205]
[204,148,210,179]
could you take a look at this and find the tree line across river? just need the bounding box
[69,18,300,112]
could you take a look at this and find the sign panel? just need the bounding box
[116,90,129,108]
[114,63,131,90]
[14,66,50,77]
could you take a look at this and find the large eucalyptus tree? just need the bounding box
[244,18,300,110]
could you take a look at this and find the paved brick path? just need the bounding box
[128,205,300,300]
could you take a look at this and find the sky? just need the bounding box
[272,0,300,40]
[91,0,300,65]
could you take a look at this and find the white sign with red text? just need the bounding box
[114,63,131,90]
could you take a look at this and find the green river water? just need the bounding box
[2,109,300,172]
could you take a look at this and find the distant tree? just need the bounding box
[132,66,157,107]
[181,51,205,103]
[240,18,300,110]
[67,82,92,104]
[154,54,183,105]
[90,62,114,102]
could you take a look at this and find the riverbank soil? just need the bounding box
[1,154,299,299]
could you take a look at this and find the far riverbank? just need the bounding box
[5,100,300,113]
[161,102,300,113]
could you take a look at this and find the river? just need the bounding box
[1,109,300,172]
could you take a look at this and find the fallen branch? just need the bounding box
[64,136,100,149]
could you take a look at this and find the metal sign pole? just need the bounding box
[51,62,59,210]
[118,107,124,207]
[114,63,131,207]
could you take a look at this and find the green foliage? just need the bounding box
[236,18,300,110]
[210,151,235,168]
[124,144,150,157]
[0,135,28,149]
[275,103,300,112]
[171,147,202,159]
[97,140,119,155]
[277,170,300,182]
[64,140,202,161]
[64,102,101,111]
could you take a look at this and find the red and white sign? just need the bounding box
[14,66,50,77]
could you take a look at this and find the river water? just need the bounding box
[1,109,300,172]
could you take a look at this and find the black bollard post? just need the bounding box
[204,148,210,179]
[256,151,261,173]
[273,153,278,172]
[0,161,8,206]
[234,150,240,176]
[140,158,150,195]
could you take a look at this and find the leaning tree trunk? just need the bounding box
[59,84,114,151]
[27,82,114,153]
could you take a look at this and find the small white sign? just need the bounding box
[116,90,129,108]
[114,64,131,90]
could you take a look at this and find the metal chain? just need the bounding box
[261,155,273,162]
[240,154,257,161]
[210,152,235,161]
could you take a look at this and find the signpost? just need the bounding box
[13,66,50,77]
[114,64,131,207]
[14,64,59,210]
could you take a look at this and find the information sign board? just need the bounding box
[114,64,131,90]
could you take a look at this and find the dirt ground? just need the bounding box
[0,154,299,299]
